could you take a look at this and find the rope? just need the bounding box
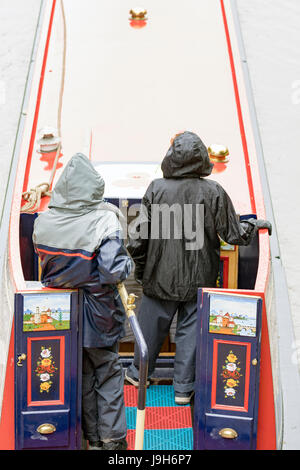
[21,182,52,214]
[21,0,66,214]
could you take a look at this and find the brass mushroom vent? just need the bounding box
[129,7,147,21]
[208,144,230,163]
[129,7,148,28]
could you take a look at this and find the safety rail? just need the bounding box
[117,282,149,451]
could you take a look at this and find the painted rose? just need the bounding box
[225,388,236,397]
[226,362,237,372]
[40,373,50,382]
[41,348,51,358]
[40,382,51,392]
[226,379,237,388]
[41,358,52,367]
[227,353,237,363]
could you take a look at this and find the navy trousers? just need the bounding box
[82,345,127,443]
[126,294,197,393]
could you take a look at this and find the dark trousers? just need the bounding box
[82,345,127,443]
[126,294,197,393]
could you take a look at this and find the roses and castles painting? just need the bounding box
[23,293,71,332]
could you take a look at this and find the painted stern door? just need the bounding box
[194,290,262,450]
[14,290,82,450]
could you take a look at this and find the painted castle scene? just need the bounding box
[209,293,258,337]
[23,293,71,332]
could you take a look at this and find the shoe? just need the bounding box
[88,440,102,450]
[125,370,150,388]
[174,391,194,405]
[101,439,128,450]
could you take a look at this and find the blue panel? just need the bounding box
[204,414,254,450]
[15,291,82,450]
[193,290,262,450]
[21,410,70,449]
[20,213,39,281]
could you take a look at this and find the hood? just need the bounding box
[49,153,105,211]
[161,131,213,179]
[34,153,123,253]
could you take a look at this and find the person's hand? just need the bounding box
[256,219,272,236]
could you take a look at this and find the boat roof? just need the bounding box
[21,0,264,216]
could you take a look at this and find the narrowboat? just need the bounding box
[0,0,300,450]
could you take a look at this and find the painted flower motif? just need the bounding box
[227,353,237,363]
[40,382,51,392]
[221,350,242,400]
[35,346,57,394]
[225,388,236,397]
[41,358,52,367]
[40,373,50,382]
[226,378,237,388]
[226,362,237,372]
[41,348,51,358]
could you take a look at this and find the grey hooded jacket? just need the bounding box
[33,153,133,347]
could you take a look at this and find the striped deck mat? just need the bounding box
[124,385,193,450]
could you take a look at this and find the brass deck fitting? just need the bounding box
[129,7,147,21]
[208,144,230,163]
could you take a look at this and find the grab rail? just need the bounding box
[117,282,148,451]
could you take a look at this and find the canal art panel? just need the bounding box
[209,293,258,337]
[35,345,58,395]
[23,293,71,332]
[211,340,251,412]
[15,290,81,449]
[194,291,262,450]
[27,336,65,406]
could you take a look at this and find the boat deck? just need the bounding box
[125,385,193,450]
[2,0,279,451]
[22,0,263,217]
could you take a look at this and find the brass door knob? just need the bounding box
[37,423,56,435]
[16,353,27,367]
[219,428,238,439]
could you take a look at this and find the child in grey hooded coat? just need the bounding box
[33,153,133,450]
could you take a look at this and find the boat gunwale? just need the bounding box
[229,0,300,449]
[0,0,292,451]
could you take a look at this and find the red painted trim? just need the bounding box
[220,256,229,288]
[220,0,256,214]
[27,336,65,407]
[37,247,96,261]
[0,324,15,450]
[8,0,58,293]
[256,295,277,450]
[211,339,251,413]
[22,0,57,193]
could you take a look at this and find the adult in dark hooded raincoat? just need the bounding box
[33,153,133,450]
[125,131,271,404]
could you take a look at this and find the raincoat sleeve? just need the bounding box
[97,231,133,284]
[126,184,153,282]
[214,183,257,246]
